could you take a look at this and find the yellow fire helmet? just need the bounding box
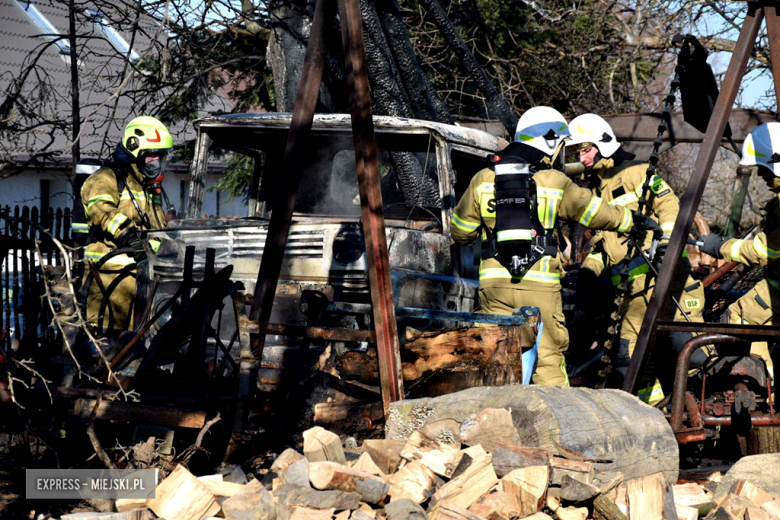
[122,116,174,158]
[741,122,780,177]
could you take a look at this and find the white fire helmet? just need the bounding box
[514,106,571,157]
[567,113,621,158]
[740,122,780,177]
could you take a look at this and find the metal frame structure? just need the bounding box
[624,2,780,395]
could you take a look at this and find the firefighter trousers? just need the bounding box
[85,261,137,332]
[477,287,569,386]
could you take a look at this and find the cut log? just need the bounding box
[116,498,147,512]
[720,494,756,518]
[556,506,588,520]
[61,512,154,520]
[288,506,334,519]
[732,480,774,507]
[387,386,679,482]
[468,488,520,519]
[460,408,520,452]
[334,511,351,520]
[303,427,346,464]
[309,461,389,504]
[385,498,428,519]
[501,466,548,517]
[429,501,487,520]
[273,484,361,511]
[73,398,207,429]
[560,474,599,504]
[221,479,275,520]
[747,506,775,520]
[280,458,311,488]
[355,503,377,518]
[550,457,594,486]
[363,439,405,474]
[313,401,383,432]
[675,505,699,520]
[593,494,628,520]
[401,431,464,478]
[762,500,780,518]
[351,511,375,520]
[146,465,217,520]
[626,473,679,520]
[350,452,385,476]
[430,450,497,510]
[272,448,306,471]
[198,476,247,498]
[492,445,548,478]
[673,482,716,516]
[387,460,438,504]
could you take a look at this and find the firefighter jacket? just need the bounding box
[451,167,633,292]
[81,164,167,265]
[719,194,780,288]
[580,157,682,293]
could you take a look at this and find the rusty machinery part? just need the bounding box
[597,35,693,388]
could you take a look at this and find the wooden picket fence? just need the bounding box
[0,205,76,351]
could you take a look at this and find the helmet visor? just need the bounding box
[140,150,169,181]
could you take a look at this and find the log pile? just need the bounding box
[83,420,780,520]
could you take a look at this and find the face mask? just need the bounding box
[139,151,169,183]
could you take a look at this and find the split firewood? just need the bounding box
[500,465,548,517]
[747,506,776,520]
[146,465,219,520]
[709,510,742,520]
[613,484,628,517]
[385,498,429,519]
[594,472,623,496]
[355,502,377,518]
[429,447,497,511]
[308,461,389,504]
[335,510,351,520]
[279,458,311,489]
[732,480,774,508]
[273,484,362,511]
[387,460,438,504]
[115,498,148,512]
[546,496,562,513]
[303,426,347,464]
[421,419,462,446]
[626,473,678,520]
[400,431,464,478]
[288,506,335,519]
[468,488,520,519]
[675,504,700,520]
[363,439,405,474]
[592,494,628,520]
[429,501,487,520]
[559,474,599,504]
[549,457,594,486]
[221,479,275,520]
[491,445,548,478]
[197,475,247,498]
[720,494,757,519]
[351,511,376,520]
[272,448,306,471]
[459,408,520,452]
[673,482,716,516]
[761,499,780,518]
[556,506,588,520]
[350,452,385,476]
[521,513,554,520]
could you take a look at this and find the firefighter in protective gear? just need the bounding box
[569,113,705,400]
[699,122,780,392]
[451,107,642,386]
[81,116,172,332]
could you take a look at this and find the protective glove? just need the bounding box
[631,211,662,233]
[116,227,147,263]
[652,242,667,272]
[699,234,726,259]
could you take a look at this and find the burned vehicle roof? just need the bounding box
[194,113,506,152]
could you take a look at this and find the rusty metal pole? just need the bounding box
[248,0,330,356]
[338,0,404,416]
[622,5,764,395]
[764,3,780,105]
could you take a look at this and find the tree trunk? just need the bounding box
[386,386,680,483]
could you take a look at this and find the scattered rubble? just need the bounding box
[56,414,780,520]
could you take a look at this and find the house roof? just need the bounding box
[0,0,233,167]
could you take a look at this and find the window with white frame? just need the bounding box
[87,9,140,63]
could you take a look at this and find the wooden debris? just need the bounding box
[350,452,385,476]
[220,479,275,520]
[274,484,362,511]
[303,427,347,464]
[675,504,699,520]
[501,465,548,517]
[334,511,351,520]
[313,401,383,432]
[272,448,306,471]
[491,444,548,478]
[351,511,376,520]
[720,493,757,519]
[673,482,716,516]
[387,460,438,504]
[549,457,594,486]
[732,480,775,508]
[401,431,464,478]
[146,465,218,520]
[309,461,389,504]
[593,494,628,520]
[747,506,775,520]
[626,473,678,520]
[197,475,247,498]
[556,506,588,520]
[761,499,780,518]
[430,449,497,510]
[115,498,147,512]
[459,408,520,452]
[429,501,486,520]
[356,502,377,518]
[468,488,520,519]
[385,498,429,519]
[288,506,335,519]
[61,512,154,520]
[560,474,599,504]
[363,439,405,474]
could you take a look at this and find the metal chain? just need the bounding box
[597,35,690,388]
